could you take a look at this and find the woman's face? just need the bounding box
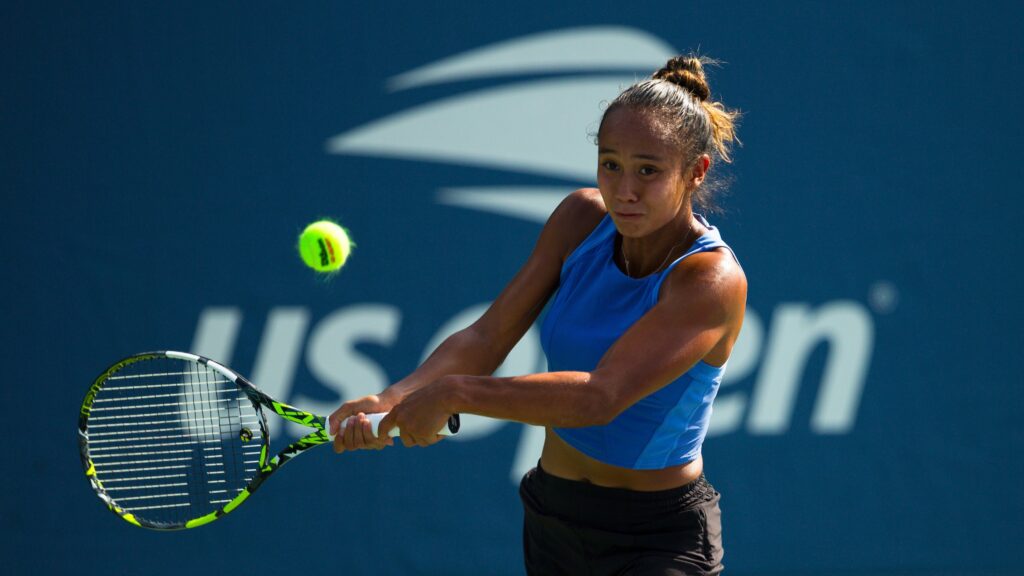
[597,106,706,238]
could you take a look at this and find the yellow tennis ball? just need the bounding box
[298,220,352,273]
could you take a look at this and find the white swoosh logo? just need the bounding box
[437,187,569,222]
[326,27,676,223]
[327,76,632,182]
[387,26,676,91]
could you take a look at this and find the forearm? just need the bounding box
[444,371,615,428]
[388,327,510,399]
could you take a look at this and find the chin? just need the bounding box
[612,219,647,237]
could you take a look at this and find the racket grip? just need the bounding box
[334,412,460,438]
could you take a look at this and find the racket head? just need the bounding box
[79,351,270,530]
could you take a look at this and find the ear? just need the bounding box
[689,154,711,187]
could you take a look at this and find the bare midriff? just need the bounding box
[539,428,703,492]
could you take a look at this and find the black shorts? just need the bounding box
[519,464,724,576]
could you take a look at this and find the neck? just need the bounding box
[619,210,702,278]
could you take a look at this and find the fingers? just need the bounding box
[354,412,389,448]
[331,412,392,453]
[328,394,395,454]
[329,396,449,451]
[328,403,358,453]
[331,412,351,454]
[381,413,423,448]
[399,433,444,448]
[377,412,399,443]
[337,413,366,453]
[382,408,451,448]
[328,400,364,438]
[327,406,346,437]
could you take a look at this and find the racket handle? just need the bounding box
[334,412,460,438]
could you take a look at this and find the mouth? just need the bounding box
[614,211,644,220]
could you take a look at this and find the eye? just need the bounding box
[600,160,620,172]
[639,165,660,176]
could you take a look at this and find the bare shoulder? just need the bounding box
[550,187,606,229]
[543,188,607,261]
[661,248,747,320]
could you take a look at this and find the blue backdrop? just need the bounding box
[3,2,1023,574]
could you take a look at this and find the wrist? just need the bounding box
[438,374,468,413]
[379,385,406,406]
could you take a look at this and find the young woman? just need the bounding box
[329,55,746,576]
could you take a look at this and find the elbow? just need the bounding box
[456,324,509,374]
[581,378,628,427]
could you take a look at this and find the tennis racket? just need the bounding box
[78,350,460,530]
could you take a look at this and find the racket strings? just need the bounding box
[85,357,265,527]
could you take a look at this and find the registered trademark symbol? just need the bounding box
[868,281,899,314]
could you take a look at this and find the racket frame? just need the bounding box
[79,351,331,530]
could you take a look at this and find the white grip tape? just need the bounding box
[331,412,458,439]
[341,413,395,438]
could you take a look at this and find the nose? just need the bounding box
[615,174,640,203]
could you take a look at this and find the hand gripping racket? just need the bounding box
[78,351,459,530]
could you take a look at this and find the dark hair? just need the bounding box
[600,55,741,212]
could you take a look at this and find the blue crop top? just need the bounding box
[541,214,737,470]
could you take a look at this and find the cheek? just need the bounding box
[651,182,686,214]
[663,176,688,203]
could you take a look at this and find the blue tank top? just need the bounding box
[541,214,737,470]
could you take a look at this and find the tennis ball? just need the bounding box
[298,220,352,273]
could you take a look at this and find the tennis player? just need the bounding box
[330,55,745,576]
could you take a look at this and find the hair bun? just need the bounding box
[653,56,712,101]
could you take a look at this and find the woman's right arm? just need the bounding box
[329,188,606,451]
